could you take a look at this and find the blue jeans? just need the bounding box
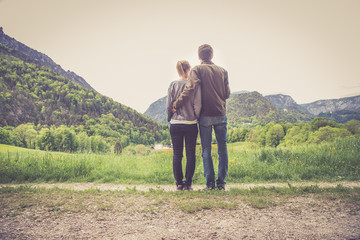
[199,115,228,188]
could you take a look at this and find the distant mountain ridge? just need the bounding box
[144,91,360,124]
[300,95,360,115]
[300,95,360,123]
[0,27,93,90]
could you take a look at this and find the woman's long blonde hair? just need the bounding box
[176,60,191,79]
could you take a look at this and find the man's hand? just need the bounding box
[172,102,177,113]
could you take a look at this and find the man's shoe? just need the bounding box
[217,184,225,191]
[176,185,183,191]
[183,185,193,190]
[203,186,216,191]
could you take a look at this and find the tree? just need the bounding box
[53,125,77,152]
[77,132,91,153]
[311,117,336,131]
[283,124,310,146]
[62,128,77,152]
[90,135,109,153]
[246,125,265,146]
[114,140,122,155]
[228,127,249,143]
[0,127,12,145]
[345,119,360,135]
[265,124,285,147]
[119,135,130,148]
[13,124,37,148]
[307,126,351,144]
[37,128,55,151]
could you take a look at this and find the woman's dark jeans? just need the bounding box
[170,123,198,186]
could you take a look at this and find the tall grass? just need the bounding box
[0,148,175,184]
[227,137,360,182]
[0,137,359,184]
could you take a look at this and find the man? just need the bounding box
[173,44,230,190]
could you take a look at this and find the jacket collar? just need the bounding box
[201,60,214,65]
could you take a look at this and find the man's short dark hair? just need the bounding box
[198,44,213,61]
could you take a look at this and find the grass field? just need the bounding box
[0,137,359,184]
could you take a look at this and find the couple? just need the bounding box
[166,44,231,191]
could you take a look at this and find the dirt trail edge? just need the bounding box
[2,181,360,192]
[1,181,360,239]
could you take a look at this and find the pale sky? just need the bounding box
[1,0,359,113]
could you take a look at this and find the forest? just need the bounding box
[0,43,170,153]
[228,117,360,147]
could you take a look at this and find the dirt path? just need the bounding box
[1,182,360,240]
[3,181,360,192]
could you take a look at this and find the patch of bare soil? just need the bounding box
[1,182,360,240]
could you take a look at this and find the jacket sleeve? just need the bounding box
[193,85,202,120]
[224,70,230,100]
[173,68,201,109]
[166,83,174,122]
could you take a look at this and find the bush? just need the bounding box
[307,126,351,144]
[123,144,150,156]
[134,144,150,155]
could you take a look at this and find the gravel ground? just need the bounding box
[1,182,360,240]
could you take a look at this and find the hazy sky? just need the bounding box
[1,0,359,113]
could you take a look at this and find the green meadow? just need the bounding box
[0,136,359,184]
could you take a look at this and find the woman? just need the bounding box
[166,60,201,190]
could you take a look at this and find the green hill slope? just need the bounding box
[0,43,168,147]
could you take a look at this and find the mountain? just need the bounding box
[265,94,313,122]
[144,90,360,125]
[144,91,288,125]
[300,95,360,115]
[143,91,252,124]
[227,91,285,124]
[300,95,360,123]
[230,90,249,96]
[265,94,298,109]
[0,43,167,145]
[143,96,167,124]
[0,27,93,90]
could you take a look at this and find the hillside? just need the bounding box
[0,27,93,90]
[0,43,167,146]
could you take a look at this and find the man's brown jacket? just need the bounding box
[173,60,230,116]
